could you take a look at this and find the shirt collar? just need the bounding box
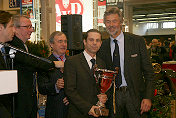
[110,31,123,43]
[53,53,65,60]
[83,50,96,61]
[0,44,3,49]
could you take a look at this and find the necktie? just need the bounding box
[1,47,7,64]
[113,39,122,87]
[90,58,96,69]
[59,55,64,61]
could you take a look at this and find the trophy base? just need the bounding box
[94,107,109,116]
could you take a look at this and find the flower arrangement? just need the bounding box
[26,40,50,58]
[148,73,175,117]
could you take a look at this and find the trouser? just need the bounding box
[111,87,147,118]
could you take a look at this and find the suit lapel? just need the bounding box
[79,53,92,77]
[48,54,58,61]
[105,39,114,70]
[124,33,133,81]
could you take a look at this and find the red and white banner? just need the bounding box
[98,0,106,6]
[55,0,93,32]
[98,0,106,26]
[22,0,32,5]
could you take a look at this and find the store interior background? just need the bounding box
[0,0,175,44]
[0,0,176,117]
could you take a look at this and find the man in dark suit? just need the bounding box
[64,29,108,118]
[97,7,154,118]
[38,31,69,118]
[7,15,64,118]
[0,10,14,118]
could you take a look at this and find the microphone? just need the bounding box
[0,42,52,63]
[9,49,16,58]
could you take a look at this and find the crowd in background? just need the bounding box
[145,38,176,64]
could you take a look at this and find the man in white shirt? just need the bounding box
[64,29,108,118]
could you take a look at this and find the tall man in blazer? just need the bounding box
[97,7,154,118]
[64,29,108,118]
[38,31,69,118]
[0,10,14,118]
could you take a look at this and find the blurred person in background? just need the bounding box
[149,38,166,64]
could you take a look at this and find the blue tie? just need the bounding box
[1,46,6,61]
[113,39,122,88]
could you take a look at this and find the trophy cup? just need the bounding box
[93,64,118,116]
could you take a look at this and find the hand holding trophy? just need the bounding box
[93,64,118,116]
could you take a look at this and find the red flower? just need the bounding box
[153,108,157,112]
[154,89,157,96]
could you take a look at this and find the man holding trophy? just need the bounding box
[64,29,108,118]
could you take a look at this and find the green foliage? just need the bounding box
[149,79,175,118]
[26,40,50,58]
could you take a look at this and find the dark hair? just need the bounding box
[0,10,13,28]
[103,7,123,23]
[49,31,66,43]
[84,29,102,40]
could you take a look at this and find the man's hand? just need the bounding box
[140,99,152,114]
[97,93,108,104]
[63,97,69,105]
[56,78,64,90]
[53,61,64,68]
[88,105,100,117]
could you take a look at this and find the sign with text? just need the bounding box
[22,0,32,5]
[55,0,93,32]
[9,0,20,8]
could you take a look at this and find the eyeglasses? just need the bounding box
[19,25,34,30]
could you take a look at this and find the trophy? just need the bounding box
[93,65,118,116]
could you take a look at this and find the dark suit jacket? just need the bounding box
[0,52,12,118]
[7,35,55,118]
[38,54,68,118]
[97,32,154,115]
[64,52,106,118]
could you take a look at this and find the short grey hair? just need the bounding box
[103,7,123,24]
[49,31,66,43]
[13,15,30,27]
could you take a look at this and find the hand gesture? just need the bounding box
[140,99,152,114]
[88,105,100,117]
[63,97,69,105]
[56,78,64,90]
[53,61,64,68]
[97,93,108,104]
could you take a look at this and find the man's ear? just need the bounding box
[0,24,4,31]
[83,39,86,45]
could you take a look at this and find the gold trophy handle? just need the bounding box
[113,67,119,114]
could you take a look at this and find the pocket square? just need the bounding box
[131,54,138,57]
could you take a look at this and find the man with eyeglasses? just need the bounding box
[7,15,41,118]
